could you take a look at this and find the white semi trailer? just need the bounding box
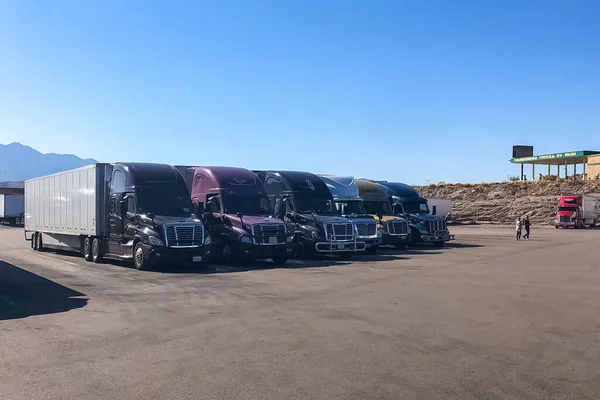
[0,194,24,225]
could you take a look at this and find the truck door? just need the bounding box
[205,194,225,246]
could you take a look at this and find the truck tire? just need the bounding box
[409,228,421,246]
[83,237,93,261]
[272,256,288,266]
[366,245,379,254]
[292,236,309,259]
[133,242,149,271]
[38,234,44,251]
[91,237,103,263]
[395,243,407,250]
[31,232,38,250]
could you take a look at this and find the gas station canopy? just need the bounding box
[510,150,600,166]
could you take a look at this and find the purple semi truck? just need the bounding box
[176,166,289,265]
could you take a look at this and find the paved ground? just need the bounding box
[1,225,599,400]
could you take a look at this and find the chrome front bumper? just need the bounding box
[420,232,455,242]
[315,241,367,253]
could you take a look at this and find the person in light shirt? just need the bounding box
[516,217,522,241]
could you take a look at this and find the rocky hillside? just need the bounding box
[416,180,600,225]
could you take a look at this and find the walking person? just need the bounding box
[523,216,531,239]
[516,217,522,241]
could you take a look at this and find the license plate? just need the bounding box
[192,256,203,262]
[269,236,278,244]
[336,244,345,250]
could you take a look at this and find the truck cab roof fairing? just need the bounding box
[264,171,333,200]
[317,175,360,199]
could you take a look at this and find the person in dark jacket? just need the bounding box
[523,216,531,239]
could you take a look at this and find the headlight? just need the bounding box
[311,231,319,239]
[240,235,254,244]
[147,236,164,246]
[204,235,212,245]
[286,235,294,243]
[419,229,429,235]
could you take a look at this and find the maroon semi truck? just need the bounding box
[176,166,289,265]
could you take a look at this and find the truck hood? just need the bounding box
[557,211,576,216]
[299,214,350,225]
[142,214,202,226]
[224,214,285,231]
[369,214,407,223]
[342,213,375,221]
[407,213,444,223]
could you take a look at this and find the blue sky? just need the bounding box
[1,0,599,184]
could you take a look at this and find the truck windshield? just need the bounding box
[223,194,271,215]
[136,187,193,217]
[335,200,365,215]
[363,201,392,214]
[558,206,577,212]
[295,195,337,214]
[403,201,429,214]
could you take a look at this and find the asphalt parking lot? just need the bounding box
[1,225,600,400]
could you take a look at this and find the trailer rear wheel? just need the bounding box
[31,233,37,250]
[83,237,92,261]
[36,233,44,251]
[91,237,102,263]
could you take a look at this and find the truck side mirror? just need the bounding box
[432,205,437,215]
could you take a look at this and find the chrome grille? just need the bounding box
[559,215,571,223]
[387,220,409,235]
[428,219,447,234]
[325,222,354,241]
[164,223,204,248]
[355,221,377,237]
[253,223,286,245]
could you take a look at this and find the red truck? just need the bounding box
[554,194,599,229]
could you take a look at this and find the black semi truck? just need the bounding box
[260,170,366,258]
[25,163,208,270]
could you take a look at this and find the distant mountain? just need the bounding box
[0,142,97,182]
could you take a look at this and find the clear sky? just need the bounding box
[1,0,599,184]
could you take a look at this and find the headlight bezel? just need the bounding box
[147,235,164,247]
[240,235,255,244]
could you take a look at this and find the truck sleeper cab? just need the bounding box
[355,179,411,249]
[25,163,207,271]
[177,166,289,265]
[262,171,366,258]
[318,175,381,253]
[375,181,454,247]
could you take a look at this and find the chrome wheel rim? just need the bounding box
[134,247,144,267]
[84,238,90,258]
[92,240,99,258]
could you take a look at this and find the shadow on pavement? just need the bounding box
[154,256,352,274]
[440,242,484,249]
[0,261,88,320]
